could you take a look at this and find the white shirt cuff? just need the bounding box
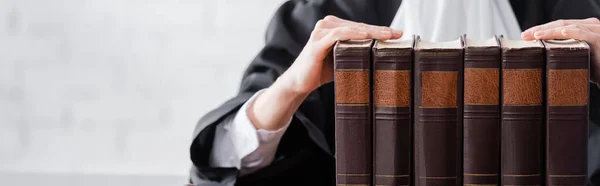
[223,89,292,172]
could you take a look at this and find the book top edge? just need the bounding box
[374,38,415,49]
[500,38,543,49]
[336,39,373,48]
[465,37,499,47]
[416,37,463,49]
[543,39,589,49]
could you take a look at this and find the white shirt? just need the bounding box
[209,0,522,176]
[391,0,521,42]
[208,89,291,176]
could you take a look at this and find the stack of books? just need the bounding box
[334,35,589,186]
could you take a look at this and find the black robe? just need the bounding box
[189,0,600,185]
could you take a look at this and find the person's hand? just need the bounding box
[277,15,403,94]
[248,16,402,131]
[521,18,600,83]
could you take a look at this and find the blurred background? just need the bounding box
[0,0,285,185]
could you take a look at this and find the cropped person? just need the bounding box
[190,0,600,185]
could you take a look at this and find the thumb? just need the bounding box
[320,51,335,85]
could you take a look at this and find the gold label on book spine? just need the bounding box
[375,70,410,107]
[421,71,457,107]
[465,68,499,105]
[548,69,588,106]
[502,69,542,105]
[335,71,370,104]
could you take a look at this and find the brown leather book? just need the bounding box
[414,36,464,186]
[499,37,544,186]
[543,39,589,186]
[334,39,374,186]
[463,36,501,186]
[372,37,415,186]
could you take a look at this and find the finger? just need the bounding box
[523,18,600,40]
[314,27,369,51]
[314,19,378,35]
[562,26,599,44]
[314,19,338,29]
[311,19,345,40]
[361,26,397,40]
[320,51,334,85]
[311,26,369,41]
[315,16,372,30]
[323,15,356,24]
[523,20,569,40]
[323,16,402,39]
[523,19,597,38]
[533,25,580,40]
[522,18,600,40]
[578,23,600,33]
[311,25,402,53]
[339,23,402,39]
[532,23,600,40]
[311,25,377,41]
[348,23,403,39]
[391,29,403,39]
[331,25,397,41]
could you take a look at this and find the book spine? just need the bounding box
[334,41,373,186]
[501,47,544,186]
[414,48,463,186]
[545,46,589,186]
[373,46,412,186]
[463,46,501,185]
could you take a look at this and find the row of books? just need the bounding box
[333,35,589,186]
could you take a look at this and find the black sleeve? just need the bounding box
[542,1,600,185]
[543,0,600,21]
[188,0,352,184]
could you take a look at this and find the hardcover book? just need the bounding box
[372,37,415,186]
[334,39,374,186]
[414,36,464,186]
[463,35,501,186]
[543,39,589,186]
[499,37,545,186]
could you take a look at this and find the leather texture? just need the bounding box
[414,36,464,186]
[500,39,545,186]
[372,38,414,186]
[544,40,590,186]
[463,36,501,186]
[334,40,374,186]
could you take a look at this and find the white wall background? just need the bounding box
[0,0,285,185]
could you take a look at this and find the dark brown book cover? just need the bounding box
[463,36,501,186]
[334,39,374,186]
[372,37,415,186]
[543,39,589,186]
[499,37,544,186]
[414,36,464,186]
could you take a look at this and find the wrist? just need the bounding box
[272,73,313,97]
[247,77,309,131]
